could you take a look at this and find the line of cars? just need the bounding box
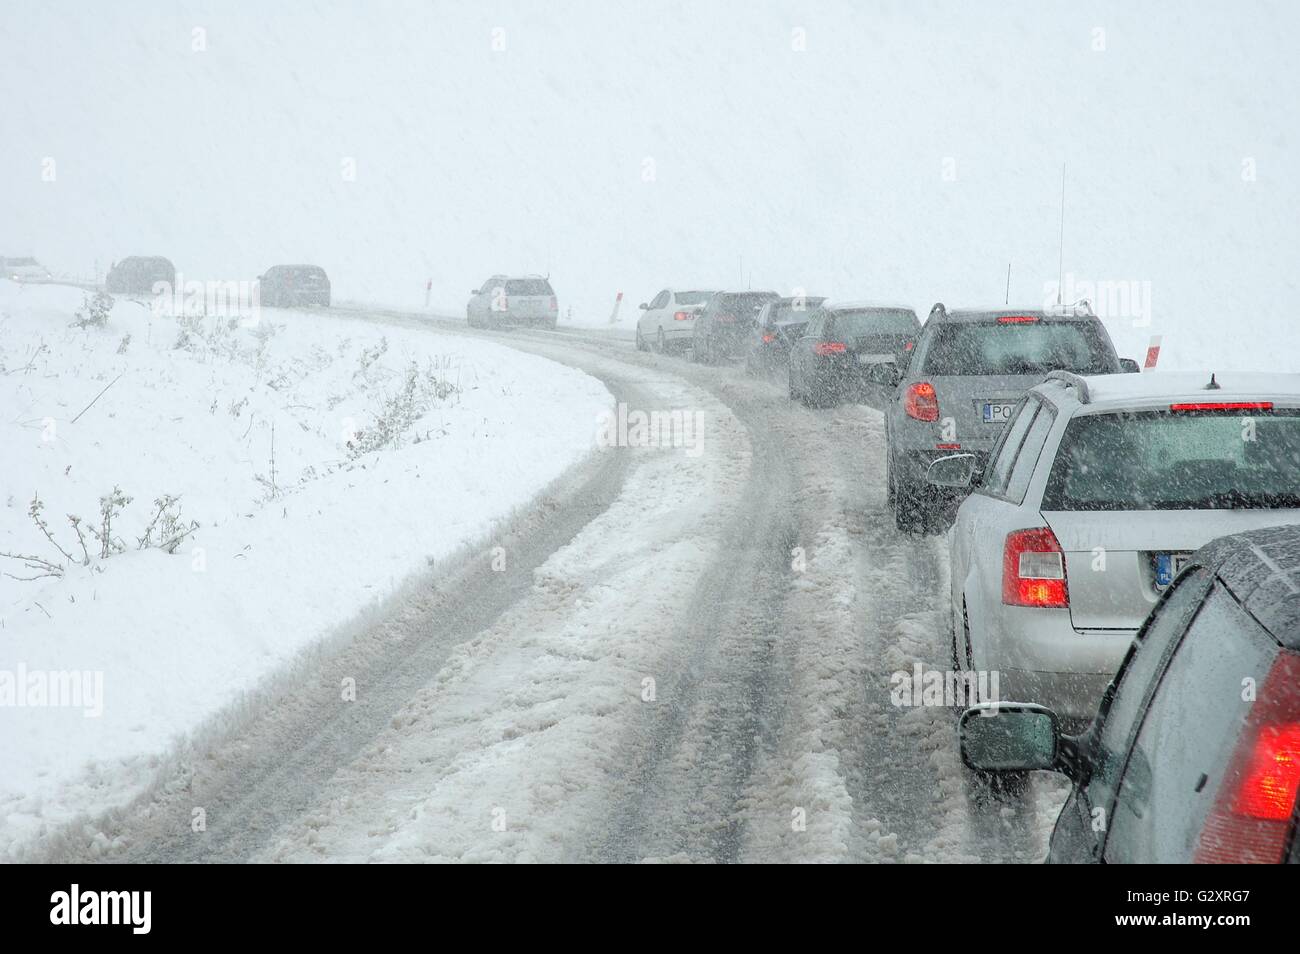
[633,284,1300,861]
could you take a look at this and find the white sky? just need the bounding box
[3,0,1298,362]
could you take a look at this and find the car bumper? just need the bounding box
[989,607,1135,720]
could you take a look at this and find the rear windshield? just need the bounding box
[715,293,775,318]
[676,290,715,305]
[1042,410,1300,511]
[6,257,38,266]
[923,320,1115,376]
[505,279,554,295]
[772,298,825,322]
[831,308,918,336]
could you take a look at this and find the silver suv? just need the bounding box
[886,302,1136,531]
[467,274,557,329]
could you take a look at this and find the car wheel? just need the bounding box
[893,476,926,533]
[788,364,799,400]
[636,328,648,351]
[657,329,668,354]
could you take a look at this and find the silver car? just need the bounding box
[886,303,1138,531]
[467,274,557,329]
[932,370,1300,722]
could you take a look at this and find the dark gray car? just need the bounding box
[885,303,1137,531]
[691,291,778,364]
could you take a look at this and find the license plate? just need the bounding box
[857,353,894,365]
[982,401,1016,423]
[1154,552,1191,589]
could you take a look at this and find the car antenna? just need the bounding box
[1005,262,1011,305]
[1206,372,1221,390]
[1056,162,1066,306]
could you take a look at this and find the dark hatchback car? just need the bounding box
[788,302,920,407]
[259,264,331,307]
[691,290,778,364]
[744,295,826,374]
[961,524,1300,863]
[105,256,176,295]
[886,303,1138,531]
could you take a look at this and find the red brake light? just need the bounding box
[904,340,915,351]
[673,310,692,321]
[904,382,939,422]
[814,342,847,356]
[1169,402,1274,412]
[997,315,1040,324]
[1002,527,1068,608]
[761,333,776,343]
[549,296,557,311]
[1195,651,1300,863]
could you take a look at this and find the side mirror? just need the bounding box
[959,702,1060,772]
[639,302,648,310]
[1119,357,1141,374]
[926,453,977,488]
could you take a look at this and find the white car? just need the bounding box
[635,288,716,354]
[931,370,1300,721]
[467,274,557,329]
[3,257,52,282]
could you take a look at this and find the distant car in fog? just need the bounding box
[259,264,331,307]
[467,274,557,329]
[105,256,176,296]
[690,290,778,364]
[2,257,52,282]
[787,301,919,405]
[744,295,826,374]
[886,302,1137,532]
[961,524,1300,863]
[636,288,716,354]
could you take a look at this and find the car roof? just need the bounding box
[822,299,915,313]
[1193,525,1300,651]
[1038,371,1300,411]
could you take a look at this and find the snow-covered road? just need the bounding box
[46,309,1066,863]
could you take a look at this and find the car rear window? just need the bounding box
[1042,409,1300,511]
[715,293,775,318]
[505,279,554,295]
[772,298,824,322]
[831,308,918,336]
[675,290,714,305]
[922,320,1116,376]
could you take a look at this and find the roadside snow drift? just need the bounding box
[0,280,609,859]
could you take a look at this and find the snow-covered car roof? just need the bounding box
[821,299,916,313]
[1042,370,1300,410]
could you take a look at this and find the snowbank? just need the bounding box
[0,280,609,859]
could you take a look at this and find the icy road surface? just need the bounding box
[58,310,1068,863]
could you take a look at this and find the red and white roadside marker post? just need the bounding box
[608,291,623,325]
[1144,334,1162,370]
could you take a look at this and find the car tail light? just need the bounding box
[1195,651,1300,863]
[814,342,847,356]
[904,382,939,422]
[761,333,776,343]
[673,310,692,321]
[997,315,1040,324]
[1170,402,1274,412]
[1002,527,1069,607]
[549,296,557,311]
[904,340,915,351]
